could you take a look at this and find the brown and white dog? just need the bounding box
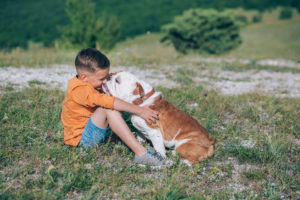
[102,71,214,165]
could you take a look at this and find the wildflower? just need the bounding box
[268,174,272,179]
[291,149,294,154]
[204,92,208,97]
[289,170,293,177]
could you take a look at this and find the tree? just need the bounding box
[58,0,120,49]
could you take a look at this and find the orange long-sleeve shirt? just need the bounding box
[61,76,115,146]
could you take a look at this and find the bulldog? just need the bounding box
[102,71,214,165]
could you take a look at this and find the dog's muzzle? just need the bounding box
[102,83,112,96]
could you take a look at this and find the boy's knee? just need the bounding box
[91,107,109,129]
[93,107,121,119]
[106,109,121,116]
[93,107,107,116]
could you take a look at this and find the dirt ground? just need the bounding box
[1,59,299,98]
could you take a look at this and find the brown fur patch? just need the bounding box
[133,82,145,96]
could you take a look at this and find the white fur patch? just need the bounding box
[181,159,192,166]
[163,128,182,148]
[175,138,191,150]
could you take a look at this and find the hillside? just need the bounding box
[1,0,299,49]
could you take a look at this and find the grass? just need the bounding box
[0,82,299,199]
[221,64,300,73]
[223,7,300,61]
[0,6,299,200]
[0,48,76,68]
[223,19,300,61]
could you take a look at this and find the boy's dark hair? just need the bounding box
[75,48,110,73]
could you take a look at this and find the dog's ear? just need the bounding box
[133,82,145,96]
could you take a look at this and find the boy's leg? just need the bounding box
[91,107,146,156]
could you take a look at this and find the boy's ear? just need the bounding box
[78,73,88,81]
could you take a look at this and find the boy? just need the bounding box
[61,48,169,168]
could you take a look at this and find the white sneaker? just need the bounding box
[134,149,173,169]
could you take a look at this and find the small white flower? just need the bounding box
[3,113,8,120]
[271,182,275,186]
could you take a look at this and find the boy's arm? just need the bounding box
[71,86,158,123]
[113,97,159,124]
[72,86,115,109]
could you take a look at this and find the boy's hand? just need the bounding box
[138,104,159,124]
[113,98,159,124]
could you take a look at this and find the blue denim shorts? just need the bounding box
[79,118,111,148]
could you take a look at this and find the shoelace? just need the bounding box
[148,150,163,161]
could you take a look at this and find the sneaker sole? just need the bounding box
[137,164,165,169]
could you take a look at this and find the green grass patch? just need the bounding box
[223,19,300,61]
[28,80,47,87]
[0,85,299,199]
[0,48,76,68]
[222,63,300,73]
[243,169,266,180]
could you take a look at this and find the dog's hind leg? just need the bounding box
[176,141,212,164]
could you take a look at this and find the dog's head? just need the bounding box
[102,71,146,104]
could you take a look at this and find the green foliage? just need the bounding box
[0,0,67,49]
[161,9,242,55]
[235,15,248,27]
[224,140,284,164]
[95,14,121,50]
[58,0,120,50]
[1,0,300,49]
[59,0,96,48]
[252,14,263,23]
[279,7,293,19]
[243,169,266,180]
[291,0,300,12]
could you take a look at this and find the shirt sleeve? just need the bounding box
[71,85,115,109]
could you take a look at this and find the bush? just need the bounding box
[235,15,248,28]
[279,7,293,20]
[291,0,300,12]
[252,14,262,23]
[236,15,248,23]
[160,8,242,55]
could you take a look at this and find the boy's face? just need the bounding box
[79,68,110,90]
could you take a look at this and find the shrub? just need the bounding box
[235,14,248,28]
[252,14,262,23]
[279,7,293,20]
[160,8,242,55]
[291,0,300,12]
